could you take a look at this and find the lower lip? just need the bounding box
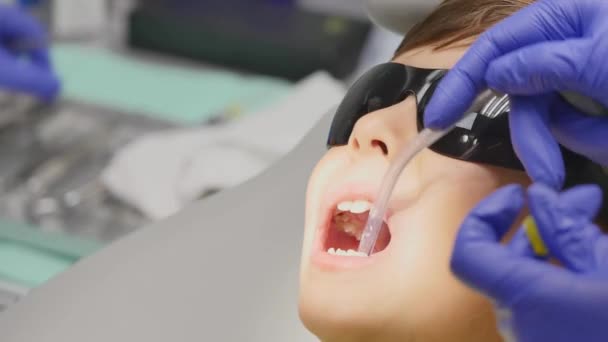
[311,251,382,271]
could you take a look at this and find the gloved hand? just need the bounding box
[423,0,608,190]
[0,5,60,101]
[451,184,608,342]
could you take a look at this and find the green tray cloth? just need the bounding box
[0,220,102,288]
[52,44,292,124]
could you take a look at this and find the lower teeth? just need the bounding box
[327,248,367,257]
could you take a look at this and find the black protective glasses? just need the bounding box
[327,62,522,170]
[327,62,608,222]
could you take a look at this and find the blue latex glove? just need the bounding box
[0,5,60,101]
[451,184,608,342]
[424,0,608,189]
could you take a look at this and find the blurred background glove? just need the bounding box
[450,184,608,342]
[0,5,60,101]
[423,0,608,189]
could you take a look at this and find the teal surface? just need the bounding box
[51,44,292,124]
[0,220,103,288]
[0,242,73,287]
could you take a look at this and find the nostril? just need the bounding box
[371,139,388,155]
[352,137,360,149]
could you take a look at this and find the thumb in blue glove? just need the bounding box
[0,5,60,101]
[424,0,608,189]
[451,184,608,342]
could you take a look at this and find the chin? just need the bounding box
[298,284,406,342]
[298,182,506,342]
[299,280,502,342]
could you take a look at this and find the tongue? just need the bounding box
[326,221,360,251]
[326,219,391,254]
[371,222,391,253]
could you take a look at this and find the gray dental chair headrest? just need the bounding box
[0,113,334,342]
[366,0,441,33]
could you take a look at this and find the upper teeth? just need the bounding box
[337,200,372,214]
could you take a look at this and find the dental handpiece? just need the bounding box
[357,91,608,257]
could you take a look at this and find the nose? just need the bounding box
[349,111,401,159]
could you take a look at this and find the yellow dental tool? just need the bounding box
[523,216,549,257]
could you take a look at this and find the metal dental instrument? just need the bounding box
[358,91,608,256]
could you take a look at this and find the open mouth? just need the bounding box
[322,199,392,257]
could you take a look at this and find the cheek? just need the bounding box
[386,194,499,340]
[305,149,347,220]
[388,177,506,320]
[389,189,478,288]
[301,150,348,266]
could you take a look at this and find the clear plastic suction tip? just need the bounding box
[357,127,455,256]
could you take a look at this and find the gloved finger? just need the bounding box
[0,6,47,40]
[506,227,537,258]
[528,183,604,273]
[451,185,543,302]
[423,0,581,129]
[550,98,608,166]
[0,5,51,69]
[0,52,60,101]
[509,95,565,189]
[23,48,51,70]
[485,39,592,96]
[9,47,51,71]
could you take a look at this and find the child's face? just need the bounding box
[298,46,530,342]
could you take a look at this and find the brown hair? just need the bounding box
[395,0,535,56]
